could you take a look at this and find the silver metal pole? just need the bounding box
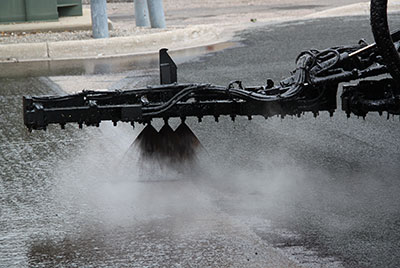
[147,0,166,29]
[91,0,109,39]
[134,0,150,27]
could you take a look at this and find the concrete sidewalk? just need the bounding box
[1,0,400,62]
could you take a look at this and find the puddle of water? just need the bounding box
[0,42,236,79]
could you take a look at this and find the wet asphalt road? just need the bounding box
[1,15,400,267]
[177,15,400,267]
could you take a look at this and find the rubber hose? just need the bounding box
[370,0,400,82]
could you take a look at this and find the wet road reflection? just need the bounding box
[0,78,90,267]
[0,42,236,79]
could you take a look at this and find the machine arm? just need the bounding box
[23,0,400,131]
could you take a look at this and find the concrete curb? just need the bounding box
[0,25,225,62]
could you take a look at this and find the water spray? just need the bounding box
[132,120,202,169]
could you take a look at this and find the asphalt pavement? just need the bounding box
[176,15,400,268]
[2,14,400,268]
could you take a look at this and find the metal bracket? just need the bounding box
[160,48,177,85]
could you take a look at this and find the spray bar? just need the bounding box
[23,30,400,131]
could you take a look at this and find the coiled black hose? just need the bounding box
[371,0,400,82]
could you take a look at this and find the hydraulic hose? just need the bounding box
[370,0,400,82]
